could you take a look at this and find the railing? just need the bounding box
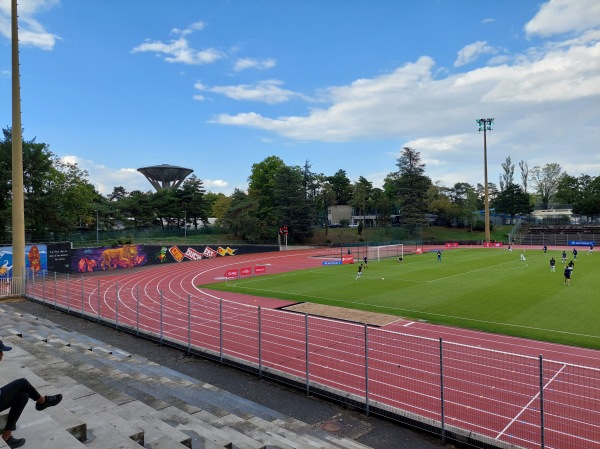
[514,233,598,246]
[0,277,22,298]
[22,272,600,449]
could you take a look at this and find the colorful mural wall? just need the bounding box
[0,244,48,278]
[70,244,276,273]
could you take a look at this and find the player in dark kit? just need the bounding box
[550,257,556,272]
[356,263,363,280]
[563,265,572,286]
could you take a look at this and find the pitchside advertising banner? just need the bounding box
[569,240,595,246]
[224,265,267,279]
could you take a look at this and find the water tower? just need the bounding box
[137,164,193,191]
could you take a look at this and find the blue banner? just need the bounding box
[322,260,342,265]
[568,240,595,246]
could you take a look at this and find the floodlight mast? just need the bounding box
[476,118,494,244]
[11,0,25,287]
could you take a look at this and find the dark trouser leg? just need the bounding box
[0,378,42,431]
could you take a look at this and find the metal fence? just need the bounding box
[23,272,600,449]
[514,233,598,246]
[0,277,22,298]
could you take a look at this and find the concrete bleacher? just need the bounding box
[0,304,377,449]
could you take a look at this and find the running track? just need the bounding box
[25,248,600,449]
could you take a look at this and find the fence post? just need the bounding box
[440,338,446,444]
[81,277,84,317]
[136,286,140,336]
[187,294,191,355]
[219,299,223,364]
[42,272,46,306]
[305,313,309,396]
[365,324,370,416]
[539,355,545,449]
[115,282,119,330]
[258,306,262,379]
[97,279,100,322]
[159,290,163,345]
[53,272,57,308]
[66,273,70,314]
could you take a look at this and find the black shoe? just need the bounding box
[36,394,63,411]
[4,436,26,448]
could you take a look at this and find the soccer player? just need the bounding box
[589,244,594,255]
[568,260,574,271]
[507,243,512,252]
[561,250,567,264]
[563,265,571,286]
[437,250,442,262]
[543,245,547,253]
[550,257,556,272]
[520,251,526,261]
[356,263,363,280]
[398,256,404,263]
[572,248,578,260]
[363,256,368,268]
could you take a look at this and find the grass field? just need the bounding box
[201,247,600,350]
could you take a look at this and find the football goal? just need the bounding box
[366,244,404,262]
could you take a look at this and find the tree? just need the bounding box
[0,128,101,240]
[327,169,353,206]
[530,163,564,209]
[385,147,432,225]
[519,160,529,192]
[272,165,315,241]
[499,156,515,192]
[572,175,600,221]
[205,192,228,219]
[350,176,373,227]
[248,155,286,226]
[119,190,155,228]
[220,188,262,240]
[178,175,209,229]
[493,183,533,223]
[449,182,479,229]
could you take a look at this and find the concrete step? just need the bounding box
[0,304,378,449]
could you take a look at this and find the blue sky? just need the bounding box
[1,0,599,196]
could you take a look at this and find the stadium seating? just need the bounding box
[0,304,374,449]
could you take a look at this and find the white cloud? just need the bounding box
[525,0,600,37]
[132,22,223,65]
[205,179,229,189]
[454,41,498,67]
[60,156,150,195]
[0,0,60,50]
[195,79,301,104]
[233,57,276,71]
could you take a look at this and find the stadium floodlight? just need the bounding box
[476,118,494,244]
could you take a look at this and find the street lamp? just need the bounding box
[476,118,494,244]
[95,210,99,243]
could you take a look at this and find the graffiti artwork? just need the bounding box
[71,245,147,273]
[0,245,48,278]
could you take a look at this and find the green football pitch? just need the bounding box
[200,248,600,350]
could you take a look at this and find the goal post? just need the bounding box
[367,244,404,262]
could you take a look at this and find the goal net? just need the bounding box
[366,244,404,262]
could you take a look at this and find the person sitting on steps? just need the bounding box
[0,340,63,448]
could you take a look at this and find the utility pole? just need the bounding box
[476,118,494,244]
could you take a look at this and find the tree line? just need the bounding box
[1,128,599,244]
